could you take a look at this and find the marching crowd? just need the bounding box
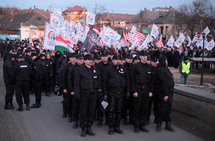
[1,38,215,137]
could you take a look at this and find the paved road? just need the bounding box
[0,59,204,141]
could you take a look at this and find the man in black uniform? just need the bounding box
[3,54,16,109]
[154,56,175,132]
[68,54,84,128]
[122,54,133,125]
[131,51,153,133]
[11,54,32,111]
[95,51,111,126]
[103,54,130,135]
[31,53,43,108]
[74,54,102,137]
[62,53,76,120]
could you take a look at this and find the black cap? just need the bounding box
[112,54,121,60]
[147,55,151,61]
[101,51,108,57]
[133,56,140,60]
[184,57,189,61]
[40,54,46,58]
[31,52,38,57]
[125,54,133,59]
[139,51,147,56]
[159,56,166,64]
[76,54,84,60]
[84,54,93,60]
[68,53,77,58]
[151,56,158,62]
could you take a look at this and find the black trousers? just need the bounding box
[65,92,73,115]
[34,80,42,104]
[4,80,14,105]
[148,95,159,122]
[72,98,80,121]
[96,95,104,121]
[157,95,173,123]
[107,91,124,128]
[132,88,149,128]
[15,80,30,106]
[79,93,96,129]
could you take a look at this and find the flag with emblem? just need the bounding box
[166,36,175,48]
[43,23,57,51]
[151,24,159,39]
[187,35,192,47]
[206,39,215,50]
[175,33,185,48]
[86,10,96,25]
[82,29,98,52]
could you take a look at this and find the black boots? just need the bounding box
[81,127,95,137]
[86,127,95,136]
[140,126,149,132]
[26,104,30,111]
[81,128,86,137]
[156,122,162,132]
[108,128,114,135]
[165,122,175,132]
[114,128,124,134]
[73,121,79,129]
[17,105,24,111]
[5,103,14,110]
[31,103,41,108]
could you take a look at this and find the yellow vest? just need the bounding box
[182,62,190,74]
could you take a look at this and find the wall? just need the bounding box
[173,86,215,126]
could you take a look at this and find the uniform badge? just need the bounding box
[93,70,96,73]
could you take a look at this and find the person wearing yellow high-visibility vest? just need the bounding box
[179,57,191,85]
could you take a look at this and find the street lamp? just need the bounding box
[200,33,206,85]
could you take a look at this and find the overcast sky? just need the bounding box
[3,0,196,14]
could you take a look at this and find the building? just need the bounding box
[0,10,49,40]
[63,5,87,22]
[97,13,135,28]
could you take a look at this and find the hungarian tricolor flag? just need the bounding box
[30,24,37,30]
[55,36,74,53]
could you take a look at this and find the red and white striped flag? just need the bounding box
[156,38,164,48]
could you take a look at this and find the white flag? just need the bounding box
[76,22,85,42]
[175,33,185,48]
[50,13,64,28]
[145,34,153,43]
[139,40,148,51]
[166,36,175,48]
[202,27,210,36]
[43,23,57,50]
[86,10,96,25]
[187,35,191,47]
[131,26,136,36]
[196,35,203,47]
[102,34,111,46]
[150,24,159,39]
[205,39,215,50]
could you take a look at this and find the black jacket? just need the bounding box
[11,61,32,83]
[68,63,82,92]
[32,57,43,81]
[154,66,174,98]
[103,65,130,95]
[74,64,101,98]
[61,62,73,89]
[3,59,16,81]
[131,62,153,93]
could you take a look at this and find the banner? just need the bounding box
[77,22,85,42]
[50,13,64,28]
[150,24,159,39]
[82,29,98,52]
[175,33,185,48]
[53,8,62,15]
[166,36,175,48]
[205,39,215,50]
[43,23,57,50]
[86,10,96,25]
[202,26,210,36]
[187,35,191,47]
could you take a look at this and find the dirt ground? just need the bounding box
[169,67,215,93]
